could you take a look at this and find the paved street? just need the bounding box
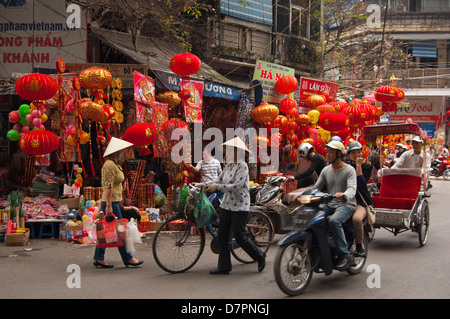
[2,178,450,304]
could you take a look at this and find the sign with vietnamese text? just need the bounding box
[299,77,340,112]
[0,1,87,79]
[252,60,295,103]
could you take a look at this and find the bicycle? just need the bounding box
[152,188,274,274]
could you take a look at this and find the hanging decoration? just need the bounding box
[180,80,203,123]
[152,102,169,158]
[170,52,202,83]
[374,74,405,113]
[19,130,59,166]
[319,112,350,134]
[122,122,157,156]
[79,67,112,100]
[156,91,181,118]
[275,75,298,96]
[251,102,279,126]
[305,94,326,109]
[15,73,58,102]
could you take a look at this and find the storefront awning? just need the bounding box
[90,27,245,100]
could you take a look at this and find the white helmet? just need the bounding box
[297,142,314,158]
[324,140,346,155]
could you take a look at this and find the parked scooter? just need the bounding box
[273,188,368,296]
[250,164,296,234]
[430,155,450,180]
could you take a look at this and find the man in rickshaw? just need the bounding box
[312,141,357,270]
[392,136,432,189]
[392,136,430,171]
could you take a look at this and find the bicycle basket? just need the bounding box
[280,207,317,232]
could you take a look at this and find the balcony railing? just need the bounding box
[390,67,450,88]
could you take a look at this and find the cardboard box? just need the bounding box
[59,224,83,242]
[5,229,30,246]
[59,197,80,209]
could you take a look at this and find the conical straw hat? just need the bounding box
[222,136,250,153]
[103,137,134,157]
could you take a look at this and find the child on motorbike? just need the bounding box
[312,141,357,270]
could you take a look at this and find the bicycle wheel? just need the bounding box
[231,211,274,264]
[152,215,205,274]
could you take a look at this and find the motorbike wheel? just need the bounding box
[443,169,450,181]
[347,234,368,275]
[273,243,313,296]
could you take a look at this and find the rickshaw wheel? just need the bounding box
[418,200,430,247]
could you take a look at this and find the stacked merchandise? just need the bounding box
[30,169,64,198]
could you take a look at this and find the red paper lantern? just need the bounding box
[374,85,405,112]
[329,101,348,112]
[286,132,299,145]
[279,98,297,115]
[252,102,279,125]
[178,89,191,100]
[316,104,335,114]
[162,119,189,143]
[170,53,201,76]
[295,113,311,126]
[269,132,283,149]
[276,75,298,95]
[123,122,157,155]
[15,73,58,101]
[287,107,299,118]
[305,94,326,108]
[79,67,112,90]
[339,101,368,132]
[319,112,350,133]
[314,138,326,157]
[272,115,288,131]
[20,130,59,165]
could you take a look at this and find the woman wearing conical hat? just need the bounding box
[93,137,144,268]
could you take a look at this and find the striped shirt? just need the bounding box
[196,158,222,183]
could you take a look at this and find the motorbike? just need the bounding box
[430,155,450,180]
[273,188,369,296]
[250,164,296,234]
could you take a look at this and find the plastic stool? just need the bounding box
[38,222,55,238]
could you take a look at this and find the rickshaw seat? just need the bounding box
[372,168,422,210]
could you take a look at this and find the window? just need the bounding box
[275,1,309,38]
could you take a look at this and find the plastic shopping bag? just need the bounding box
[126,218,142,253]
[193,190,218,228]
[96,215,127,248]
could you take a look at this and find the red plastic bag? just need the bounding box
[95,215,128,248]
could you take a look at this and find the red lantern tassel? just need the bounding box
[90,160,95,177]
[80,161,87,178]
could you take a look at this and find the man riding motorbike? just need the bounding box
[291,142,327,189]
[312,141,357,270]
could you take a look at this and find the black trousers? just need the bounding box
[217,209,264,271]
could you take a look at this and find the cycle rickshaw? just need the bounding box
[363,123,431,247]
